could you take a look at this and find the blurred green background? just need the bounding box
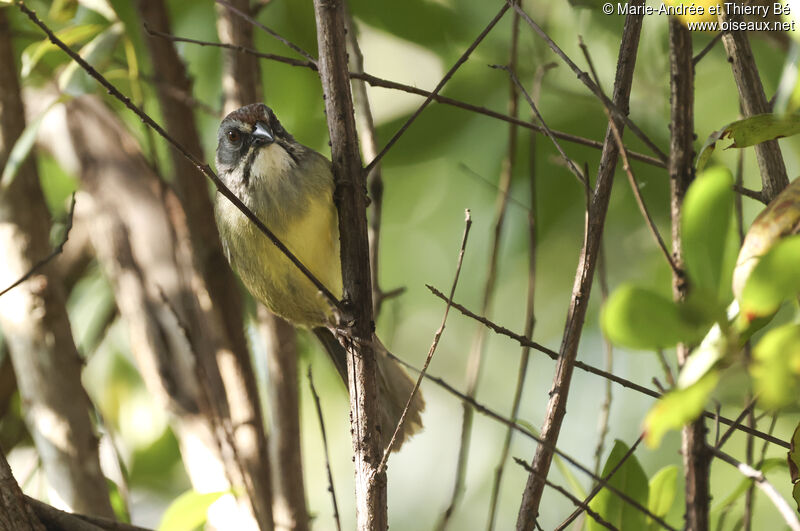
[3,0,799,529]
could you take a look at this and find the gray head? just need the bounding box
[215,103,300,189]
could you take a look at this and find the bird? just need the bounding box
[214,103,424,451]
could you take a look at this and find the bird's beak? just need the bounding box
[252,121,274,145]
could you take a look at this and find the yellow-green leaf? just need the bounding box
[682,166,734,302]
[740,235,800,318]
[587,440,649,531]
[647,465,678,530]
[158,490,227,531]
[751,324,800,410]
[644,372,719,448]
[601,284,709,350]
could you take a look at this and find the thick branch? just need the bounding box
[516,6,645,528]
[312,1,384,529]
[668,19,710,531]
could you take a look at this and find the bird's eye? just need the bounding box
[226,129,241,144]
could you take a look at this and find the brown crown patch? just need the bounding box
[223,103,273,126]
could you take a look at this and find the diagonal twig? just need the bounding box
[364,3,510,175]
[378,210,472,471]
[307,367,342,531]
[0,193,76,298]
[145,29,667,168]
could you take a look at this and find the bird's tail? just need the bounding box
[313,327,425,452]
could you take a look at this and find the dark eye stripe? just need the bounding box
[241,148,259,186]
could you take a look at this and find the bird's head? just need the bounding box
[215,103,300,194]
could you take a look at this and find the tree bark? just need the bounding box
[0,450,46,531]
[313,1,385,529]
[718,7,789,202]
[0,11,114,519]
[669,19,710,531]
[515,5,645,529]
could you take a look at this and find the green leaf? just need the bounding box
[644,372,719,448]
[740,235,800,318]
[751,324,800,410]
[77,0,118,21]
[733,177,800,300]
[58,22,123,96]
[20,24,104,78]
[697,113,800,169]
[587,440,649,531]
[107,479,130,523]
[601,284,708,350]
[0,96,69,188]
[647,465,678,530]
[682,166,734,301]
[789,423,800,485]
[158,490,227,531]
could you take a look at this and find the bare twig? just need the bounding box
[15,0,342,314]
[0,194,75,298]
[710,446,800,531]
[145,29,666,168]
[365,3,510,174]
[380,350,676,531]
[608,116,679,274]
[513,458,615,531]
[425,284,788,449]
[692,32,723,66]
[555,434,644,530]
[517,7,646,527]
[487,61,546,531]
[307,367,342,531]
[216,0,317,64]
[492,64,587,186]
[510,1,668,165]
[380,210,471,471]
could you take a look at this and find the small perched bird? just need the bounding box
[214,103,423,450]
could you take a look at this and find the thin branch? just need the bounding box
[517,7,646,526]
[492,64,587,186]
[733,183,767,204]
[510,0,668,164]
[215,0,317,64]
[513,458,616,531]
[0,193,75,298]
[307,367,342,531]
[487,61,545,531]
[377,348,676,531]
[692,32,723,66]
[608,115,680,274]
[379,211,471,470]
[710,446,800,531]
[364,3,510,174]
[15,1,343,314]
[593,247,613,478]
[713,396,757,451]
[555,434,644,530]
[437,12,517,527]
[145,29,666,168]
[426,291,787,444]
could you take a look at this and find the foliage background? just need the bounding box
[2,0,798,529]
